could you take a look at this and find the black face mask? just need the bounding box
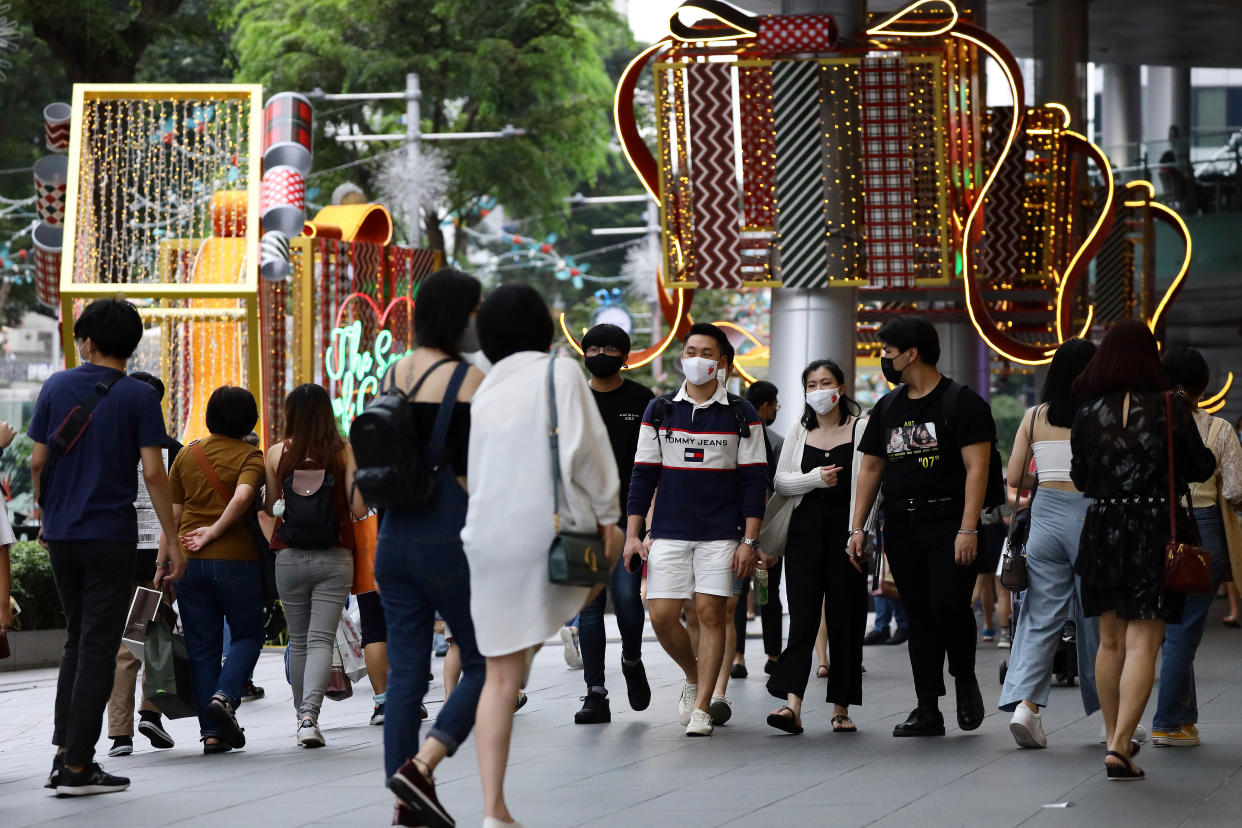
[880,354,906,385]
[584,353,625,378]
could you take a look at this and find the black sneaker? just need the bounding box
[371,701,385,726]
[205,694,246,749]
[730,662,748,679]
[574,690,611,724]
[621,658,651,711]
[240,681,265,702]
[108,736,133,757]
[388,758,455,828]
[863,628,891,646]
[138,714,174,749]
[45,754,64,789]
[887,628,910,646]
[56,763,130,797]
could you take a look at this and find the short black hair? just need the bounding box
[205,386,259,439]
[477,283,554,364]
[876,315,940,366]
[129,371,165,401]
[414,268,482,357]
[1162,345,1210,401]
[745,380,778,407]
[73,298,144,360]
[1041,338,1096,427]
[684,322,730,359]
[581,323,631,354]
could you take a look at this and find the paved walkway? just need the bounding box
[2,606,1242,827]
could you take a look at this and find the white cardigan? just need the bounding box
[759,415,879,557]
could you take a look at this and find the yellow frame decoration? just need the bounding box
[57,83,265,441]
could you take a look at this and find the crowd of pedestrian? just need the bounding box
[2,286,1238,823]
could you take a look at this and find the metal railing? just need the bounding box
[1096,128,1242,214]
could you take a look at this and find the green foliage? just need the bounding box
[991,393,1026,464]
[7,540,62,631]
[224,0,624,251]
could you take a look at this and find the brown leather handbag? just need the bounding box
[1160,392,1213,595]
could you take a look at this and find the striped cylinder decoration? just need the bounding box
[260,230,290,282]
[772,60,828,288]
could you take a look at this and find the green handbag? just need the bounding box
[545,356,610,587]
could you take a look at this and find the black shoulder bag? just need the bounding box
[545,356,610,587]
[38,370,125,508]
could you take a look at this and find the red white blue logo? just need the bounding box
[684,447,705,463]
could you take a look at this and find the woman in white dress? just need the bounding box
[463,284,620,828]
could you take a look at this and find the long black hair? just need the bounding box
[800,359,862,430]
[1042,338,1097,428]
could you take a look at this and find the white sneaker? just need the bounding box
[678,681,698,725]
[559,627,582,670]
[686,708,714,737]
[296,717,324,748]
[997,629,1012,649]
[1099,723,1149,744]
[1009,705,1047,748]
[482,818,524,828]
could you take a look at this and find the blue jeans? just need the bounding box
[873,595,909,631]
[374,469,485,779]
[176,558,265,738]
[1154,506,1227,731]
[998,488,1100,714]
[577,550,644,689]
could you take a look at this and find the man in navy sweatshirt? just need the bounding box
[624,323,768,737]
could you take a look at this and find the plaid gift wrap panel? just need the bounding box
[772,60,829,288]
[859,56,915,287]
[687,61,742,289]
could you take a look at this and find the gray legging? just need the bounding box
[276,547,353,720]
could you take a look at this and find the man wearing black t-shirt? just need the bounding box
[848,316,994,737]
[571,324,654,724]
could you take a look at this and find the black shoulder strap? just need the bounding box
[726,392,752,438]
[50,370,125,455]
[941,380,966,432]
[649,392,676,440]
[392,357,455,399]
[427,362,469,469]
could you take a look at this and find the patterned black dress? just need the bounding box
[1070,391,1216,621]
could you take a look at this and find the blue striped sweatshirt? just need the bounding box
[627,381,769,541]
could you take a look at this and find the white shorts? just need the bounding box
[646,538,737,600]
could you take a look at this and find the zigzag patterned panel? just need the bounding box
[1093,198,1132,325]
[687,62,741,289]
[739,65,776,230]
[979,106,1027,284]
[773,60,828,289]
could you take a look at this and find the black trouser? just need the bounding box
[767,547,865,705]
[734,559,783,658]
[882,506,978,705]
[48,541,137,766]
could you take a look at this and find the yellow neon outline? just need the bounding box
[866,0,959,38]
[1044,102,1071,129]
[948,30,1054,365]
[1201,372,1233,408]
[558,313,585,356]
[1054,132,1113,340]
[1126,180,1155,200]
[1205,398,1227,415]
[1147,201,1193,335]
[614,40,669,203]
[668,2,759,43]
[628,288,686,369]
[714,320,765,348]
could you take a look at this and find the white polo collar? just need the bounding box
[673,378,728,410]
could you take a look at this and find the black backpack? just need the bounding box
[648,391,752,441]
[871,379,1006,508]
[276,464,340,549]
[349,358,466,510]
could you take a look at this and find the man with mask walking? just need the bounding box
[571,323,654,724]
[848,316,996,738]
[626,323,768,737]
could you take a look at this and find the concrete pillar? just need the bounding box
[935,321,990,400]
[1032,0,1088,126]
[769,287,858,436]
[1145,66,1192,152]
[1100,65,1143,171]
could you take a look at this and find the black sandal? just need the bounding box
[766,707,803,734]
[831,714,857,733]
[1105,750,1145,781]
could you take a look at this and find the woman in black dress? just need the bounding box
[763,360,868,734]
[1070,321,1215,781]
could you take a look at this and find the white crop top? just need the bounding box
[1032,440,1073,483]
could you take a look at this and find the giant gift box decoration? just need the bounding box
[614,0,1193,366]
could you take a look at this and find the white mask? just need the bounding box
[805,388,840,415]
[681,356,719,386]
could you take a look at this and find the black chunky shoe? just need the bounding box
[893,706,945,737]
[956,678,985,732]
[621,658,651,711]
[574,690,611,724]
